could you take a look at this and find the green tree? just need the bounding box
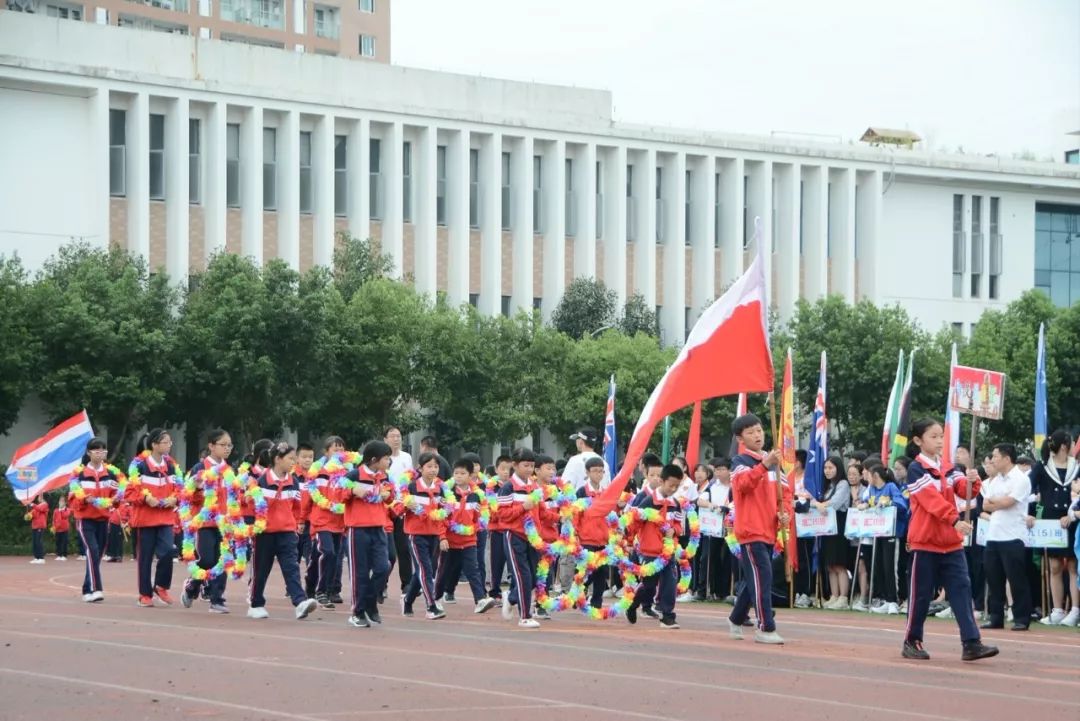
[551,277,617,339]
[1048,299,1080,433]
[0,257,36,436]
[29,243,178,457]
[618,292,658,337]
[333,231,393,303]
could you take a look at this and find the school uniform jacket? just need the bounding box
[906,454,979,554]
[185,458,233,530]
[342,465,393,529]
[497,475,556,541]
[126,455,182,528]
[52,507,72,533]
[403,477,448,539]
[575,483,610,547]
[730,451,793,546]
[303,463,346,534]
[446,486,483,550]
[29,501,49,530]
[68,465,122,521]
[241,464,265,518]
[626,487,684,558]
[257,469,303,533]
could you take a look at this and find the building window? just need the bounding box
[226,122,240,207]
[970,195,982,297]
[45,2,83,19]
[685,169,692,245]
[951,194,964,298]
[626,164,635,242]
[262,127,276,210]
[109,109,126,197]
[402,141,412,223]
[501,151,511,231]
[334,134,347,217]
[1066,149,1079,165]
[468,293,479,308]
[436,145,447,226]
[684,306,691,340]
[358,0,373,11]
[359,34,375,57]
[299,130,313,214]
[655,166,664,243]
[189,118,201,204]
[533,155,543,234]
[952,322,964,338]
[564,157,575,236]
[469,148,479,228]
[313,4,339,39]
[501,295,511,317]
[1035,203,1080,306]
[743,175,750,249]
[989,196,1001,299]
[369,137,381,220]
[148,113,165,200]
[714,171,721,248]
[220,0,283,28]
[532,297,542,312]
[595,159,603,239]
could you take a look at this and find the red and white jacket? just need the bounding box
[497,475,557,541]
[446,484,483,550]
[402,477,448,538]
[29,501,49,530]
[126,454,182,528]
[343,465,393,529]
[906,454,980,554]
[626,486,684,558]
[68,464,121,521]
[185,458,233,530]
[730,450,793,546]
[302,469,346,534]
[52,507,72,533]
[256,469,303,533]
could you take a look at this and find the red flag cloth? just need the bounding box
[588,250,774,519]
[686,401,703,469]
[729,393,749,457]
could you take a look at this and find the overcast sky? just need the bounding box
[393,0,1080,159]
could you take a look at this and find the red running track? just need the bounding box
[0,556,1077,721]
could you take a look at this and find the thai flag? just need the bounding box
[5,410,95,504]
[602,374,618,475]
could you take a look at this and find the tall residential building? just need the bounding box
[2,0,390,60]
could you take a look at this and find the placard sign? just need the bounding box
[795,508,838,538]
[698,509,726,538]
[949,365,1007,420]
[970,519,1069,548]
[843,507,897,539]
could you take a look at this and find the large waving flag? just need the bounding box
[686,401,703,468]
[779,349,796,476]
[5,411,94,504]
[1034,323,1047,453]
[729,393,749,457]
[804,351,827,501]
[881,350,905,465]
[588,242,774,516]
[602,374,619,475]
[943,343,961,468]
[889,350,916,465]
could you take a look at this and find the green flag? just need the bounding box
[881,350,905,465]
[661,415,672,463]
[890,350,916,464]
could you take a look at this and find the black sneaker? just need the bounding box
[330,593,344,605]
[642,608,660,620]
[378,591,387,604]
[401,597,414,617]
[961,641,999,662]
[533,606,551,620]
[347,614,370,628]
[366,609,382,625]
[626,605,638,625]
[660,616,680,630]
[902,639,930,660]
[979,621,1004,630]
[316,593,334,610]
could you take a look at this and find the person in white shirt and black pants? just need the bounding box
[981,443,1033,631]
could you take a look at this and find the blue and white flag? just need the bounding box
[5,410,94,504]
[602,375,618,476]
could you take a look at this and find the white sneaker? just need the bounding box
[551,584,563,595]
[1059,607,1080,627]
[501,594,513,620]
[90,591,104,602]
[247,606,270,619]
[794,594,811,609]
[29,558,44,565]
[935,606,954,619]
[1006,609,1013,623]
[82,593,96,603]
[518,618,540,629]
[474,598,496,614]
[852,598,869,612]
[882,602,900,615]
[754,630,785,644]
[602,589,615,599]
[898,601,908,614]
[728,620,744,640]
[57,556,67,561]
[1042,608,1067,625]
[615,587,625,598]
[76,555,85,560]
[295,598,317,620]
[676,592,694,603]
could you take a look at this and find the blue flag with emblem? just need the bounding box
[603,374,618,476]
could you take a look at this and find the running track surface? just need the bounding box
[0,557,1077,721]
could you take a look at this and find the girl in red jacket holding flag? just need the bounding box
[902,418,998,663]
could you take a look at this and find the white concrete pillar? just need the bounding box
[690,154,715,324]
[856,169,883,301]
[382,120,404,278]
[746,160,773,295]
[661,152,686,344]
[414,124,438,297]
[293,0,305,34]
[802,165,828,301]
[633,148,657,307]
[165,96,189,286]
[313,113,336,267]
[510,135,534,313]
[446,128,470,307]
[603,145,628,305]
[240,105,263,264]
[346,117,369,242]
[775,162,801,322]
[127,91,150,261]
[574,142,597,279]
[479,132,502,316]
[829,167,856,302]
[276,110,300,270]
[541,139,566,321]
[204,101,227,260]
[90,88,110,250]
[718,156,744,288]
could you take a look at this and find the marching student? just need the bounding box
[242,439,273,528]
[51,496,71,561]
[627,454,664,615]
[294,442,315,568]
[127,428,182,608]
[246,442,318,621]
[625,463,685,629]
[181,429,234,614]
[487,454,513,601]
[304,436,347,609]
[343,440,395,628]
[1031,430,1079,626]
[434,459,497,614]
[533,454,561,618]
[69,438,122,602]
[402,453,449,620]
[26,494,48,563]
[726,413,791,645]
[902,418,998,662]
[499,447,547,628]
[861,464,909,615]
[458,452,486,595]
[576,456,613,609]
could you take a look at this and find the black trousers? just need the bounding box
[582,545,608,608]
[185,527,227,604]
[55,530,69,557]
[106,523,124,559]
[964,528,986,612]
[77,519,108,594]
[306,530,343,596]
[505,532,537,620]
[31,529,45,560]
[707,537,734,598]
[794,537,815,597]
[984,539,1032,626]
[250,531,306,608]
[632,557,677,621]
[136,525,175,597]
[392,516,412,592]
[435,545,486,603]
[871,537,899,604]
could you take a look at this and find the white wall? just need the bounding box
[0,86,100,269]
[0,397,54,468]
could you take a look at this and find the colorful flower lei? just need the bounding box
[394,470,456,522]
[306,452,359,515]
[444,481,491,536]
[124,452,182,507]
[68,465,125,510]
[337,462,387,503]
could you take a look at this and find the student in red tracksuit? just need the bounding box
[241,439,273,527]
[247,442,318,621]
[343,440,395,629]
[533,454,561,619]
[402,453,450,620]
[181,429,234,614]
[434,459,498,615]
[27,495,49,563]
[69,438,122,602]
[52,497,72,561]
[625,464,685,629]
[486,455,514,600]
[127,428,182,608]
[901,418,998,662]
[576,457,619,609]
[294,442,315,570]
[726,414,792,645]
[498,447,557,628]
[304,436,347,609]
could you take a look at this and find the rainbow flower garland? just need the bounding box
[444,481,491,536]
[394,470,456,522]
[337,463,387,503]
[306,452,358,515]
[178,461,250,581]
[124,452,182,507]
[68,465,125,510]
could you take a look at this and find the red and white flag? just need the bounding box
[589,247,774,514]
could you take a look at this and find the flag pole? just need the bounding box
[768,391,792,587]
